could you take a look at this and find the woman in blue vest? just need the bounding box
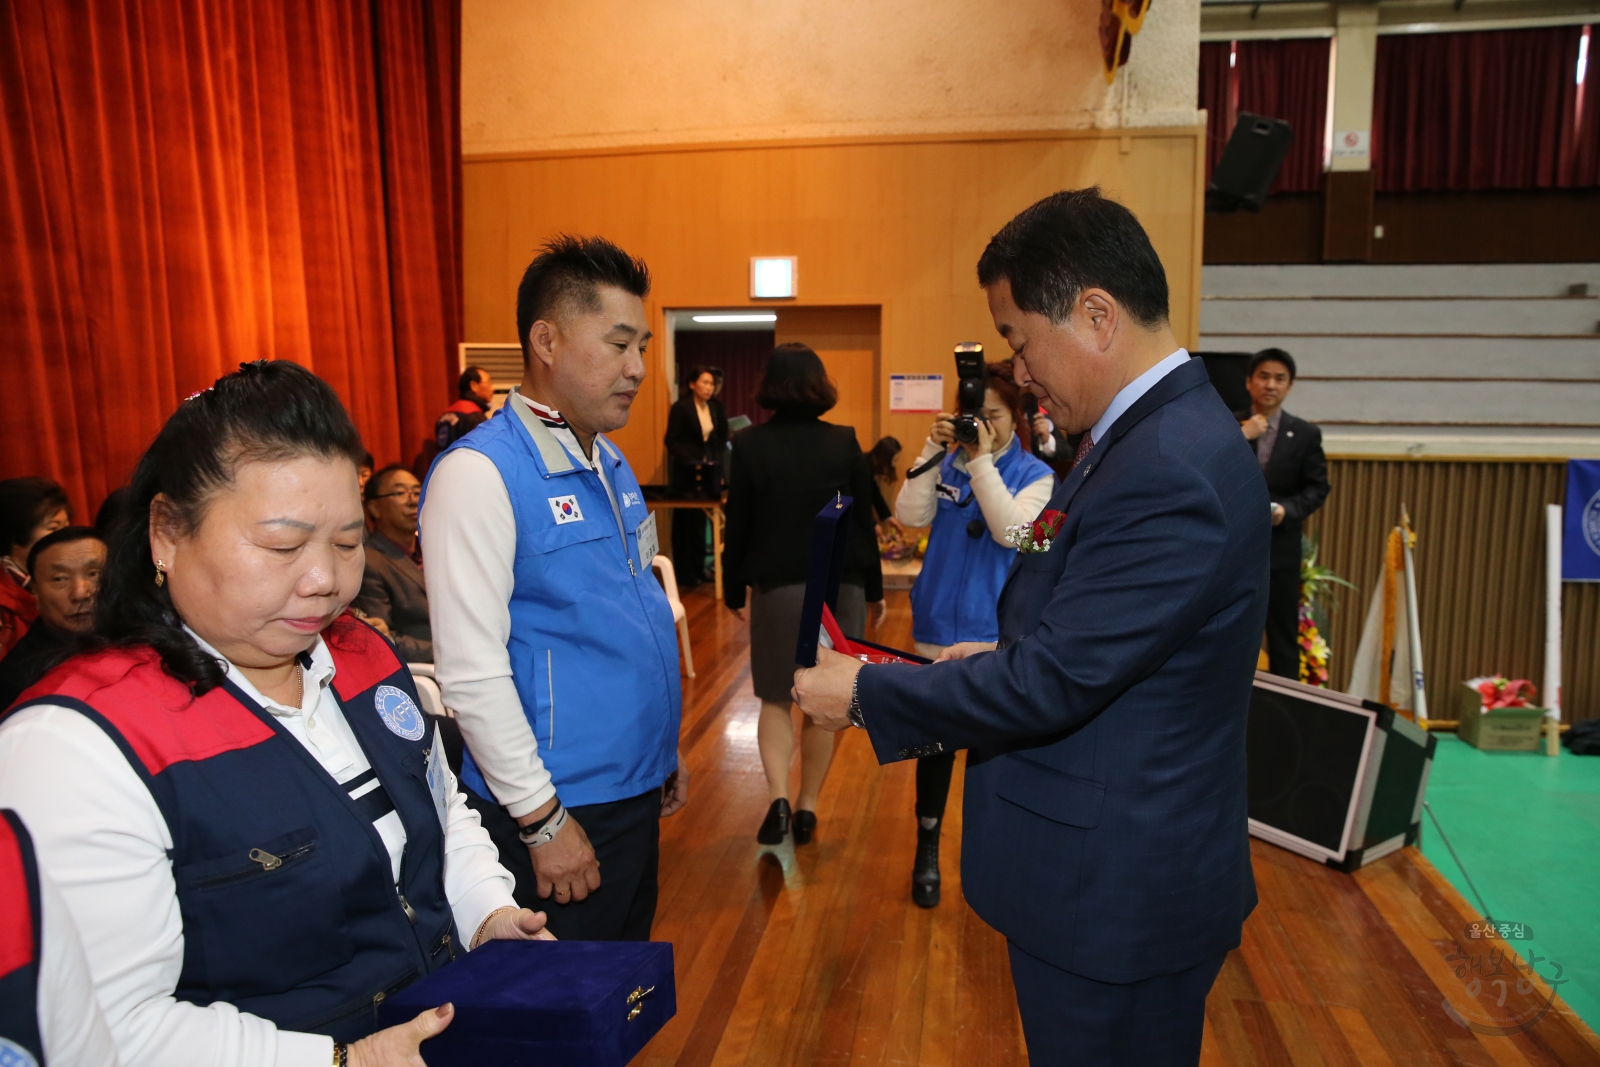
[0,362,552,1066]
[893,362,1054,907]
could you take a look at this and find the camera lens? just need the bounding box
[952,416,979,444]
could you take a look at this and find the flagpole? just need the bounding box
[1400,505,1428,724]
[1545,504,1563,757]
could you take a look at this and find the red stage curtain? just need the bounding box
[0,0,462,521]
[1201,38,1331,194]
[1374,26,1600,191]
[1200,41,1234,183]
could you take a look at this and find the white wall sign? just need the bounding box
[1332,130,1370,160]
[750,257,797,299]
[889,374,944,413]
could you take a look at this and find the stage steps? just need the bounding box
[1197,263,1600,456]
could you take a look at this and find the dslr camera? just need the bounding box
[949,343,987,444]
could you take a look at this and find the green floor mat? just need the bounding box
[1420,733,1600,1031]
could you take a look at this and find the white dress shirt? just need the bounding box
[1088,349,1192,445]
[894,435,1055,547]
[420,393,615,819]
[0,632,517,1067]
[36,854,120,1066]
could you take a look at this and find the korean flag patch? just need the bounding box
[375,685,427,741]
[549,495,584,524]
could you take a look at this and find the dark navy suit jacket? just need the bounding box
[857,357,1270,983]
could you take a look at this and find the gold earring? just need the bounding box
[154,560,166,587]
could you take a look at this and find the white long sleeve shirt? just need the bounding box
[0,633,517,1067]
[894,436,1055,547]
[36,850,120,1066]
[419,394,620,819]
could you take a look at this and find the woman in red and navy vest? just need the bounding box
[0,362,553,1066]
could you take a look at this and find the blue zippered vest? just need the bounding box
[910,434,1053,647]
[12,617,455,1043]
[426,389,681,808]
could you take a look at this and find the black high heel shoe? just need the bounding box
[792,810,818,845]
[757,799,792,844]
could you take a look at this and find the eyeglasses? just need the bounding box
[372,487,422,502]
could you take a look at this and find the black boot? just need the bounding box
[757,799,791,845]
[792,810,817,845]
[912,821,941,908]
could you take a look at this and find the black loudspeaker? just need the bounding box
[1208,112,1293,213]
[1246,672,1435,873]
[1195,352,1252,414]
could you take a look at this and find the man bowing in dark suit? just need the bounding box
[1236,349,1331,680]
[793,188,1270,1066]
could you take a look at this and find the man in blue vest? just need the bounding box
[422,236,688,941]
[794,188,1268,1066]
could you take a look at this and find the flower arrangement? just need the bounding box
[1467,676,1538,712]
[1004,509,1066,554]
[1298,604,1331,687]
[1298,533,1354,688]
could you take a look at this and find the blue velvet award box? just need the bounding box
[795,494,927,668]
[376,939,675,1066]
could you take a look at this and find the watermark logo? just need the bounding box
[1442,922,1567,1036]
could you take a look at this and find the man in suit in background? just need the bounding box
[355,464,432,663]
[1237,349,1330,680]
[793,187,1269,1066]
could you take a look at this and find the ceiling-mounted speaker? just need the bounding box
[1208,112,1294,214]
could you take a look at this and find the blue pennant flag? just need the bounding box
[1564,460,1600,581]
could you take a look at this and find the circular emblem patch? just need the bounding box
[0,1038,40,1067]
[375,684,426,741]
[1583,489,1600,559]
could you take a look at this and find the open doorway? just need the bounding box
[667,305,881,447]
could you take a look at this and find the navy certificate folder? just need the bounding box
[794,494,927,669]
[377,939,675,1066]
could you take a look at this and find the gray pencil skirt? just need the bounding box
[748,581,866,704]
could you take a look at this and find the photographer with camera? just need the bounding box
[893,355,1053,907]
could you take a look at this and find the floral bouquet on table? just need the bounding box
[1004,509,1066,554]
[1467,676,1538,712]
[877,523,918,561]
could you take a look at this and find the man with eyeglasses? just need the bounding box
[355,464,432,662]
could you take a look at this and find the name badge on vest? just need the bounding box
[375,685,427,741]
[549,495,583,524]
[636,511,659,562]
[425,726,450,832]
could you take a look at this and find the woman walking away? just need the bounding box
[723,344,884,846]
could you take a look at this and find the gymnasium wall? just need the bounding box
[1307,457,1598,724]
[459,0,1200,155]
[462,128,1208,483]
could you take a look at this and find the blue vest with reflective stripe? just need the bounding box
[12,618,454,1044]
[909,435,1053,647]
[429,391,681,808]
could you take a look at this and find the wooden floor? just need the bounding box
[640,588,1600,1066]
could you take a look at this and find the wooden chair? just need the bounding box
[650,554,695,678]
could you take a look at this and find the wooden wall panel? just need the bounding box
[1306,458,1599,724]
[463,128,1206,483]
